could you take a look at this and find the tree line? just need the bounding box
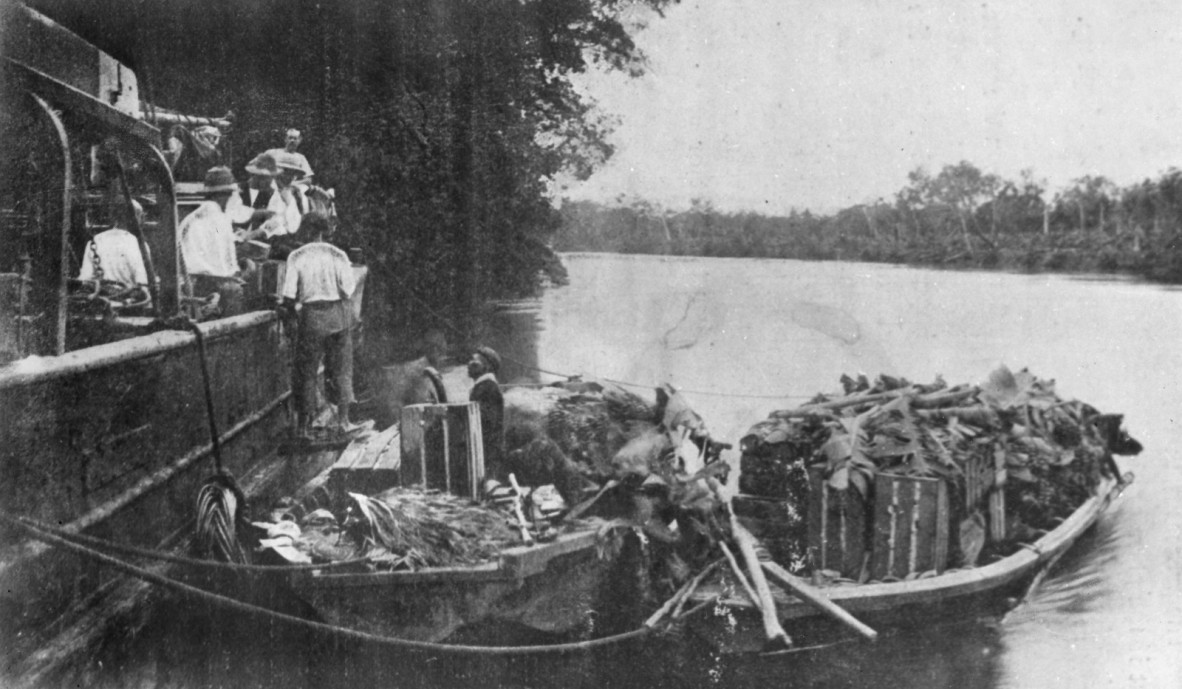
[557,161,1182,283]
[28,0,677,348]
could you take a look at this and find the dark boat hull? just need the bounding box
[690,475,1129,653]
[286,530,616,643]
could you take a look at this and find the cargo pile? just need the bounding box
[736,366,1139,579]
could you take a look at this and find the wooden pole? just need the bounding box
[760,560,878,642]
[728,518,792,650]
[508,473,533,545]
[719,541,761,610]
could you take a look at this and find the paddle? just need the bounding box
[760,559,878,642]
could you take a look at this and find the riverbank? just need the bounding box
[557,196,1182,285]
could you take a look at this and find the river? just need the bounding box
[116,253,1181,689]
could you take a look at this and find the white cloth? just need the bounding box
[282,242,355,304]
[179,201,238,277]
[228,183,294,238]
[276,186,304,236]
[77,228,148,286]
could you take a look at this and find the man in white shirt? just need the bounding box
[179,166,244,317]
[78,199,149,293]
[273,151,310,237]
[281,212,358,435]
[265,128,313,179]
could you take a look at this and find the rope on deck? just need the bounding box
[1,510,715,656]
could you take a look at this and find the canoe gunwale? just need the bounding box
[292,529,604,589]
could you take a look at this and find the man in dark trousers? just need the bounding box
[281,212,359,436]
[468,346,505,478]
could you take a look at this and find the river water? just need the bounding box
[115,253,1181,688]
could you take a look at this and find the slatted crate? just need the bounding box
[806,465,870,579]
[963,445,1008,542]
[869,473,949,580]
[400,402,485,500]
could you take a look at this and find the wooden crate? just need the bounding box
[806,466,870,579]
[329,424,401,495]
[400,402,485,500]
[963,445,1008,542]
[870,473,949,580]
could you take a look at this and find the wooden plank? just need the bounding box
[301,562,506,588]
[400,405,428,488]
[499,530,600,579]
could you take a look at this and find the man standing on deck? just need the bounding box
[468,346,505,479]
[281,212,359,436]
[179,167,245,317]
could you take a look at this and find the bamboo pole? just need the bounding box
[719,541,761,610]
[760,560,878,642]
[728,518,792,650]
[772,385,980,419]
[644,560,720,628]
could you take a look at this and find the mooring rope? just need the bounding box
[1,511,717,656]
[7,512,369,572]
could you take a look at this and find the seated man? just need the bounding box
[179,167,245,317]
[281,212,359,435]
[77,199,150,302]
[231,152,283,241]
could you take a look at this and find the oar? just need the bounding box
[760,560,878,642]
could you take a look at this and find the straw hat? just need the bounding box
[244,152,280,177]
[202,166,238,194]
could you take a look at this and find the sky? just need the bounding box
[562,0,1182,215]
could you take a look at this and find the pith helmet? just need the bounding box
[244,152,280,177]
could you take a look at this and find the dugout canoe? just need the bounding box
[689,473,1132,652]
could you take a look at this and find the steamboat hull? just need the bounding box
[0,313,325,645]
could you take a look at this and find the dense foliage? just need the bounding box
[558,162,1182,283]
[28,0,676,340]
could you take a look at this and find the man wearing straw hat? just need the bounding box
[273,150,311,236]
[231,151,283,239]
[179,166,246,317]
